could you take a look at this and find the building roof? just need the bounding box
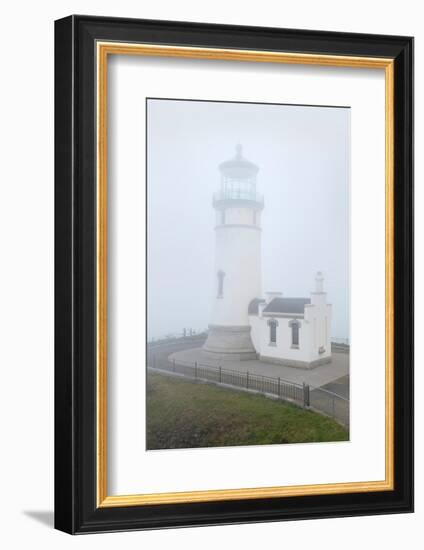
[263,297,311,315]
[248,298,266,315]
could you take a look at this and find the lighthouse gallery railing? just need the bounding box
[213,190,264,204]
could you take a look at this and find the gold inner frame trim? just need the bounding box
[96,41,395,508]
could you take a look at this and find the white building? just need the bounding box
[249,272,332,368]
[203,146,332,368]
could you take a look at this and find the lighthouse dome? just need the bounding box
[219,144,259,179]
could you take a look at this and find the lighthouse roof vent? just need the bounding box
[219,144,259,179]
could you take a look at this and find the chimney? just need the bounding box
[311,272,326,307]
[314,271,324,293]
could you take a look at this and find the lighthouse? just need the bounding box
[203,145,264,360]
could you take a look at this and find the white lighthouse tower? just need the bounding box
[203,145,264,360]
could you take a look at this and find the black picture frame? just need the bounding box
[55,14,414,534]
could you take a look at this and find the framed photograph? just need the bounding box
[54,15,413,534]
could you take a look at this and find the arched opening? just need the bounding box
[267,318,278,345]
[289,319,301,349]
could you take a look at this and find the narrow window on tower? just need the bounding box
[217,270,225,298]
[220,209,226,225]
[252,210,257,225]
[267,319,278,345]
[289,319,300,349]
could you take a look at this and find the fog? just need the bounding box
[147,99,350,340]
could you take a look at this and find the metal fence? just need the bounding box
[309,386,349,427]
[331,337,350,346]
[148,353,349,428]
[148,330,207,346]
[147,332,207,350]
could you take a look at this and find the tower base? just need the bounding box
[203,324,257,361]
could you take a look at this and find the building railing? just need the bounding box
[331,337,350,346]
[331,338,350,353]
[147,330,207,346]
[147,352,349,428]
[213,190,264,205]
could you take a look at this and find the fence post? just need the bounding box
[219,366,222,383]
[262,375,265,393]
[195,361,197,379]
[303,382,310,408]
[332,395,335,418]
[246,371,249,389]
[173,358,176,373]
[153,355,156,369]
[278,377,281,397]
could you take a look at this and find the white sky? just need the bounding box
[147,99,350,340]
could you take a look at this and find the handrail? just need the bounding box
[213,190,264,204]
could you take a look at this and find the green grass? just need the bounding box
[146,372,348,450]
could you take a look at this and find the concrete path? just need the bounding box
[168,347,349,388]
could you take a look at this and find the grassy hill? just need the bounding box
[146,372,348,450]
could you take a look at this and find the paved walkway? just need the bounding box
[168,347,349,388]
